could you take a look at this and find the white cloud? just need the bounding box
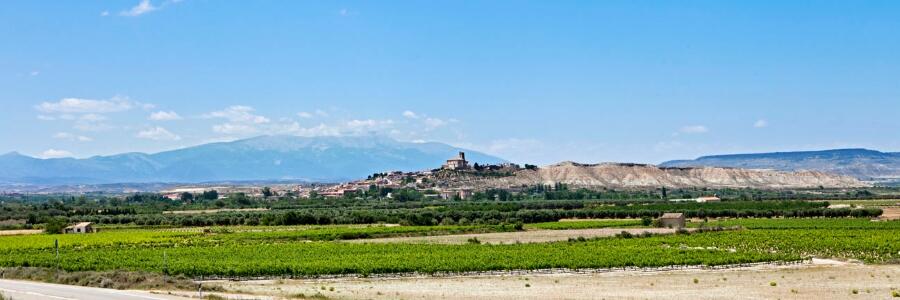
[40,149,73,159]
[290,124,342,137]
[338,8,357,16]
[37,115,56,121]
[314,109,329,117]
[79,114,107,122]
[74,114,114,131]
[424,117,448,129]
[402,110,419,119]
[679,125,709,134]
[100,10,110,16]
[149,111,182,121]
[346,119,395,132]
[53,132,93,142]
[36,97,133,114]
[120,0,157,16]
[212,123,257,135]
[136,126,181,141]
[297,112,313,118]
[29,71,40,76]
[204,106,270,124]
[754,119,768,128]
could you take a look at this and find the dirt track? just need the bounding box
[342,228,686,245]
[0,229,41,236]
[211,262,900,300]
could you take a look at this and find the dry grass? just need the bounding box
[0,229,42,236]
[0,267,211,291]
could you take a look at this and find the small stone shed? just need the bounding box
[658,213,685,229]
[63,222,94,234]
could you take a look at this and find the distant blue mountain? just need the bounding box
[0,136,506,184]
[661,148,900,181]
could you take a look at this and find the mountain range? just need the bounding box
[661,148,900,182]
[0,136,505,185]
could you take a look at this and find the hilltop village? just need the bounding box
[317,152,525,200]
[159,151,524,201]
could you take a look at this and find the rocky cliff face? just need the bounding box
[447,162,867,189]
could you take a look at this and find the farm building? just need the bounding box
[63,222,94,234]
[696,196,721,203]
[658,213,685,229]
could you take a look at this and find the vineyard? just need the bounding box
[0,219,897,277]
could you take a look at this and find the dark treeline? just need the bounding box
[42,201,882,227]
[1,186,895,229]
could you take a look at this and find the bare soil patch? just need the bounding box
[212,263,900,300]
[0,229,41,236]
[879,207,900,220]
[343,228,688,244]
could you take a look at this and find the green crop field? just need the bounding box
[0,219,897,277]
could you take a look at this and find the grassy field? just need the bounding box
[823,199,900,207]
[0,219,897,277]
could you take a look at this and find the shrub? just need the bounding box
[769,281,777,287]
[44,217,68,234]
[467,237,481,244]
[641,216,652,226]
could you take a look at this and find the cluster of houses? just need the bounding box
[317,151,478,200]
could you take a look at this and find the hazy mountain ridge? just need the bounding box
[438,162,867,189]
[661,148,900,181]
[0,136,506,185]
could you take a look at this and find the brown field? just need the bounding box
[204,261,900,300]
[0,229,42,236]
[343,228,689,245]
[880,207,900,220]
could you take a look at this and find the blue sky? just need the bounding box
[1,1,899,165]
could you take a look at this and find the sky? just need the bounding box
[1,1,899,165]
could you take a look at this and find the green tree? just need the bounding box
[44,217,68,234]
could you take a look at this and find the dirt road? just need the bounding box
[213,262,900,300]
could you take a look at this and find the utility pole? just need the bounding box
[163,250,168,283]
[54,239,59,271]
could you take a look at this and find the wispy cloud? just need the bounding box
[149,111,182,121]
[53,132,93,142]
[36,97,133,114]
[118,0,184,17]
[754,119,768,128]
[402,110,419,119]
[679,125,709,134]
[40,149,73,159]
[204,106,270,124]
[136,126,181,141]
[338,8,357,17]
[212,123,258,135]
[120,0,158,17]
